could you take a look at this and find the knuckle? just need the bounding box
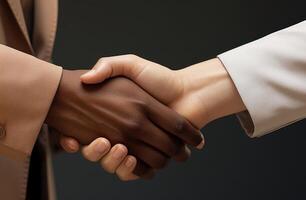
[132,99,148,110]
[97,57,110,67]
[97,58,104,66]
[127,122,141,133]
[174,118,188,134]
[137,103,150,116]
[98,57,106,63]
[138,101,150,113]
[125,119,145,133]
[126,54,139,61]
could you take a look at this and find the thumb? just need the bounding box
[80,55,143,84]
[80,61,114,84]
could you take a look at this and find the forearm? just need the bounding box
[176,58,246,128]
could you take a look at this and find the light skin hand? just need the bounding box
[79,55,247,180]
[59,136,139,181]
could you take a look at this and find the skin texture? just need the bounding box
[77,55,247,180]
[60,135,140,181]
[81,56,246,128]
[46,69,204,177]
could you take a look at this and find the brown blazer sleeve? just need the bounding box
[0,44,62,200]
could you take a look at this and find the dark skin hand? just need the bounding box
[46,70,203,178]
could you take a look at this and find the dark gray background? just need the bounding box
[52,1,306,199]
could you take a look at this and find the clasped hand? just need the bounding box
[47,55,245,181]
[46,63,204,179]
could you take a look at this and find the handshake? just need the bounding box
[46,55,246,180]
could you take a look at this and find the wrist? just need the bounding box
[206,58,246,120]
[45,69,75,127]
[176,58,246,127]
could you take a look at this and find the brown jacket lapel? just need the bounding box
[6,0,59,61]
[6,0,34,53]
[32,0,58,61]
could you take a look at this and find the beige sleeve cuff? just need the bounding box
[0,44,62,156]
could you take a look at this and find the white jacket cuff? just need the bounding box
[218,21,306,137]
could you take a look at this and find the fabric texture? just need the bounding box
[0,0,60,199]
[218,21,306,137]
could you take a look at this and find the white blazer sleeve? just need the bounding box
[217,21,306,137]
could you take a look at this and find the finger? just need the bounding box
[173,145,191,162]
[80,55,145,84]
[140,121,183,157]
[147,100,205,149]
[116,155,140,181]
[59,135,80,153]
[129,141,169,170]
[133,160,155,179]
[82,138,111,162]
[100,144,128,173]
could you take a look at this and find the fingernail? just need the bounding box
[81,69,96,78]
[68,141,78,151]
[196,139,205,150]
[95,139,108,154]
[112,145,127,160]
[125,157,135,168]
[196,134,205,149]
